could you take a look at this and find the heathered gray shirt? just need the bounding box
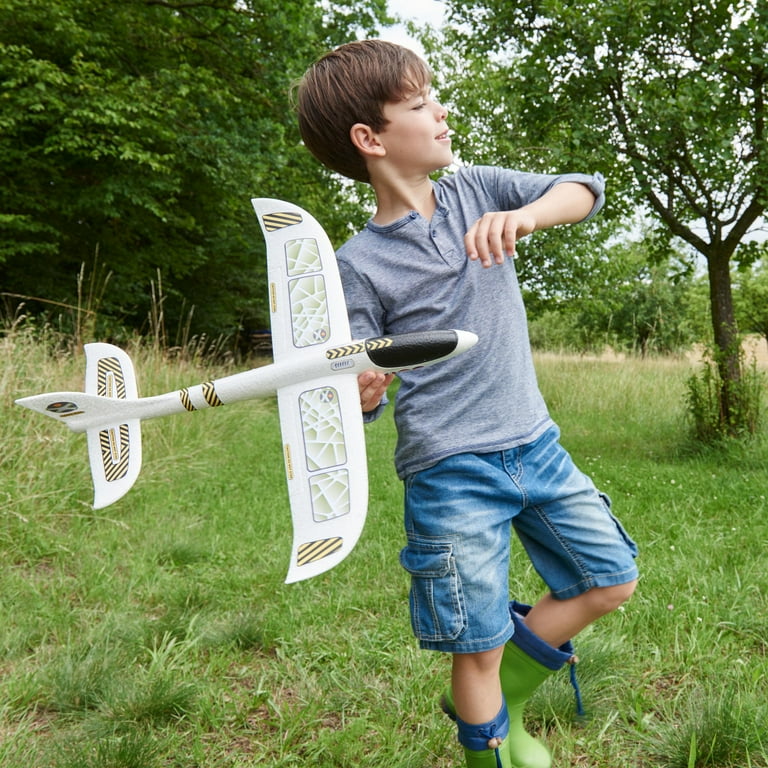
[336,165,605,479]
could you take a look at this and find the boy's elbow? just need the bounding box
[576,181,604,223]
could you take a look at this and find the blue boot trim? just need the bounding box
[455,697,510,752]
[508,604,573,671]
[509,601,585,717]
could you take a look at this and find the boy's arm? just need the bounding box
[465,181,597,268]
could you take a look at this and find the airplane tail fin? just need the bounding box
[83,343,142,509]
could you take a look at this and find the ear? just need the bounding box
[350,123,386,158]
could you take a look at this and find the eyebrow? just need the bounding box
[404,86,430,103]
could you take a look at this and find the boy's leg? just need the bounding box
[451,648,513,768]
[402,453,521,766]
[451,647,504,723]
[525,582,638,647]
[491,583,631,767]
[486,583,637,768]
[498,427,638,767]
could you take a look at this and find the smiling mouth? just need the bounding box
[436,130,451,141]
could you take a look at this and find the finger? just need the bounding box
[472,217,494,267]
[487,218,507,264]
[502,223,517,261]
[358,369,376,388]
[464,221,480,261]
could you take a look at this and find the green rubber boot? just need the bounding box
[463,744,513,768]
[454,698,514,768]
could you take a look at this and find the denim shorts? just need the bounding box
[399,426,639,653]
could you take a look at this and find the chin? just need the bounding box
[431,155,454,172]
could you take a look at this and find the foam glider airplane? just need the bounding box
[16,199,478,582]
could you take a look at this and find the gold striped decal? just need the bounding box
[284,444,294,480]
[202,382,223,407]
[269,281,278,313]
[326,341,366,360]
[262,211,303,231]
[179,389,196,412]
[97,357,126,398]
[365,337,394,352]
[297,537,343,567]
[99,424,130,482]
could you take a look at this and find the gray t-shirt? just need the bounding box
[337,165,605,478]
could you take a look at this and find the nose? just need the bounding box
[434,101,448,120]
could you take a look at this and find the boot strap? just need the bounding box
[454,697,509,751]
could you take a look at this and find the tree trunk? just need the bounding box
[706,250,741,430]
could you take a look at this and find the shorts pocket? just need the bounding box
[399,536,466,642]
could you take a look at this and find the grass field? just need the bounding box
[1,329,767,767]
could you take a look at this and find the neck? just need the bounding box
[371,175,436,224]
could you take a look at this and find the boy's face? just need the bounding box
[376,87,452,177]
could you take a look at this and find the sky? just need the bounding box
[380,0,446,55]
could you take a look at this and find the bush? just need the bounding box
[685,343,766,442]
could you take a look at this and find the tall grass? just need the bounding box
[1,329,767,767]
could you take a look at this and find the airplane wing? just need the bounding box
[83,343,143,510]
[251,198,368,583]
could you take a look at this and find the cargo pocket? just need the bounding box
[399,536,466,643]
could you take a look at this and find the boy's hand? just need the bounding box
[358,370,395,412]
[465,183,597,267]
[464,210,537,268]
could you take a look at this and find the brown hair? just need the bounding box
[295,40,432,183]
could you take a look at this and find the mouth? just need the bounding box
[436,129,452,142]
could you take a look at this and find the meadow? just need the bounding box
[1,328,767,767]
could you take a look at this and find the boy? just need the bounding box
[295,40,638,768]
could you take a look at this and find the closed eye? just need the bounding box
[408,88,431,110]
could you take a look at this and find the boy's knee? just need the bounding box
[614,578,639,604]
[587,579,637,615]
[452,645,505,676]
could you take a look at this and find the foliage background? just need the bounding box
[3,0,768,361]
[0,0,385,339]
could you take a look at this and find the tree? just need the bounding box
[428,0,767,432]
[0,0,388,339]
